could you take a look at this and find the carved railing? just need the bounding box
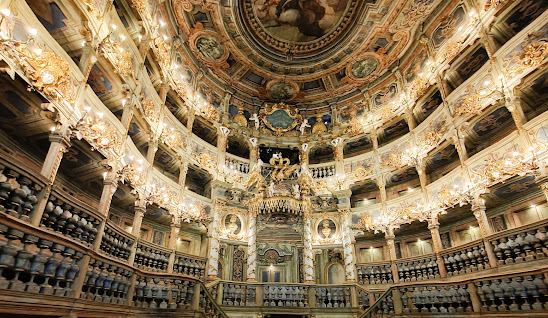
[222,282,256,306]
[440,240,491,276]
[315,285,352,308]
[99,223,135,261]
[310,164,336,179]
[133,275,194,308]
[263,284,309,307]
[172,252,206,279]
[0,160,46,222]
[134,240,171,272]
[395,254,440,282]
[359,288,395,318]
[80,257,133,304]
[357,261,394,285]
[225,156,250,174]
[488,218,548,265]
[0,215,83,297]
[400,284,473,313]
[41,187,102,247]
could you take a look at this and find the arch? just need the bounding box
[325,261,345,284]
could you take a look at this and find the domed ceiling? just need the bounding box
[170,0,440,113]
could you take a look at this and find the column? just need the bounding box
[428,217,447,278]
[303,215,315,282]
[179,161,189,187]
[93,169,120,251]
[472,200,498,268]
[207,200,223,278]
[416,159,428,191]
[246,214,257,281]
[385,227,399,283]
[167,220,180,274]
[120,94,135,133]
[249,138,259,168]
[217,126,229,181]
[131,204,146,237]
[186,109,196,131]
[340,209,356,282]
[41,132,71,182]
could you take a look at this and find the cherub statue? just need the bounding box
[267,182,275,197]
[292,184,301,199]
[300,118,311,135]
[250,113,260,130]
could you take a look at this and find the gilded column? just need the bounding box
[303,215,315,282]
[332,137,344,178]
[340,209,356,282]
[246,214,257,281]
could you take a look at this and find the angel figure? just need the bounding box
[250,113,260,130]
[300,118,311,135]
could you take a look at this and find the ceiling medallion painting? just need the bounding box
[189,24,229,67]
[266,80,299,101]
[259,102,303,135]
[252,0,351,42]
[242,0,359,54]
[346,53,383,81]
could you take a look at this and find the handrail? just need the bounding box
[359,287,394,318]
[199,280,229,318]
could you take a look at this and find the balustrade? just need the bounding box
[222,283,256,306]
[489,220,548,265]
[40,189,101,246]
[263,285,308,307]
[400,285,472,313]
[475,274,548,312]
[0,163,45,222]
[99,224,134,261]
[134,241,170,272]
[200,284,226,318]
[365,291,395,317]
[396,255,440,282]
[173,252,206,278]
[441,240,491,276]
[0,223,82,297]
[225,158,249,174]
[357,262,394,285]
[80,258,133,304]
[310,165,335,179]
[316,286,352,308]
[133,275,195,309]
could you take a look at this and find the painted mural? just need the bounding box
[253,0,351,42]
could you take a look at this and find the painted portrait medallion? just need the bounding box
[268,82,296,100]
[195,35,224,60]
[351,57,378,79]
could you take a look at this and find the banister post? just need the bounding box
[467,282,481,312]
[216,282,224,305]
[393,288,403,314]
[72,254,91,299]
[308,286,316,308]
[192,283,201,310]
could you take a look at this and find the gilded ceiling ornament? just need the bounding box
[120,162,147,189]
[246,159,266,190]
[259,103,303,136]
[98,35,134,79]
[199,102,220,122]
[1,41,75,104]
[141,99,159,125]
[192,152,217,171]
[233,106,247,127]
[484,0,508,10]
[269,154,299,184]
[454,83,501,116]
[159,127,184,150]
[344,54,382,83]
[153,36,171,67]
[505,38,548,77]
[344,117,365,136]
[249,196,311,218]
[72,114,124,161]
[312,114,327,135]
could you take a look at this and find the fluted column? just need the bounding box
[303,215,315,282]
[340,209,356,282]
[246,214,257,281]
